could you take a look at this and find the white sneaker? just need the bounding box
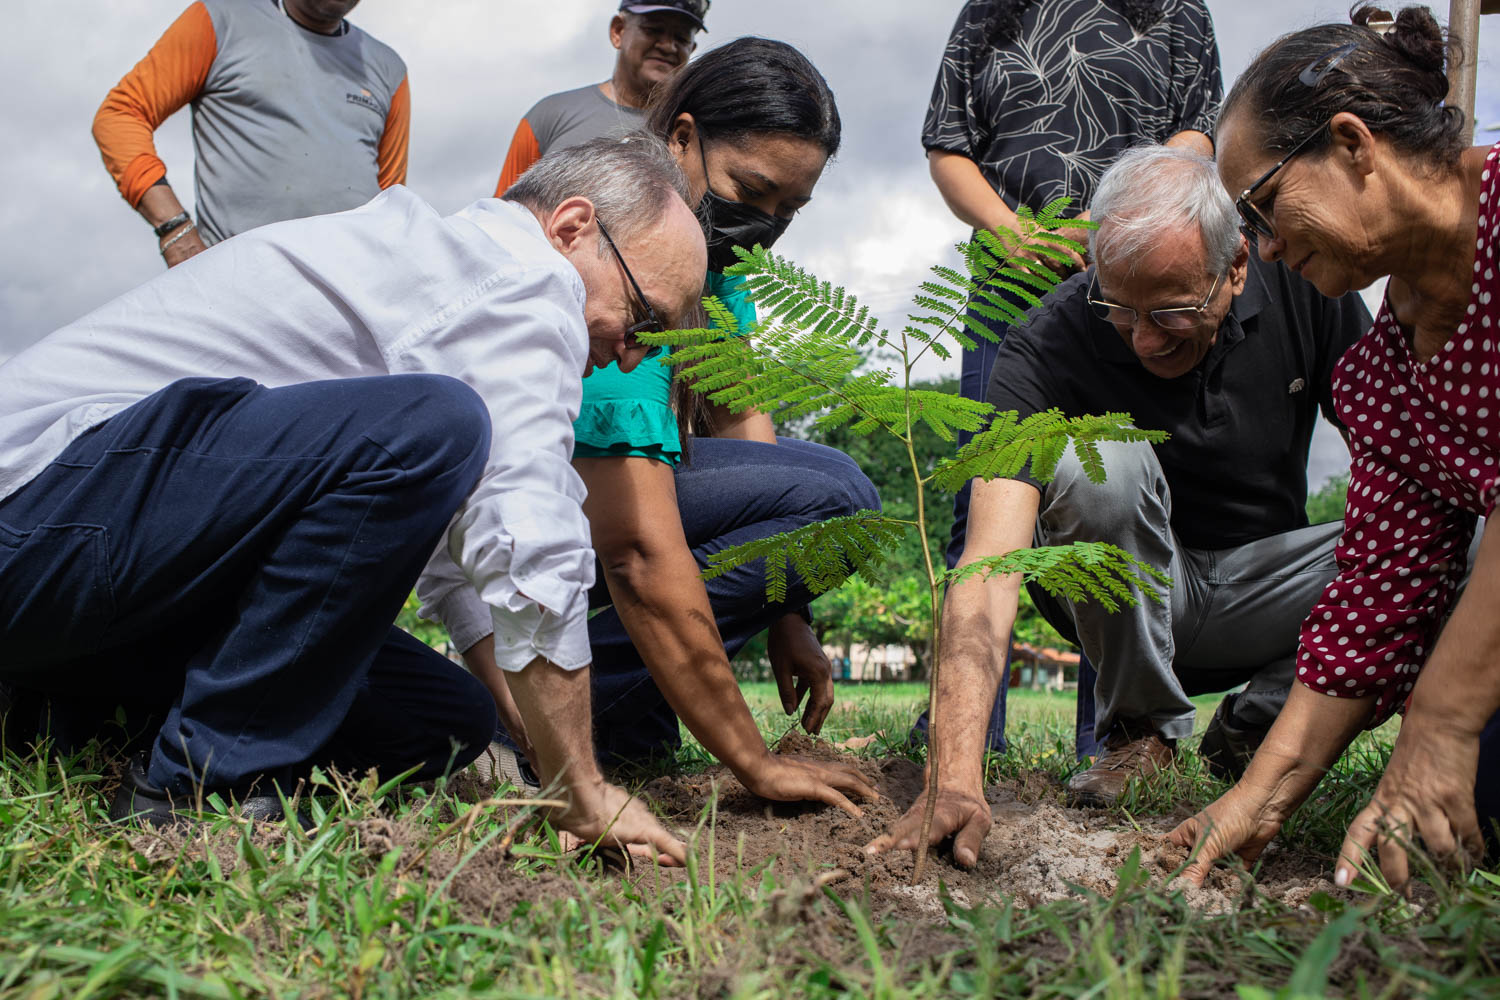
[473,741,541,795]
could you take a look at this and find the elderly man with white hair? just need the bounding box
[868,145,1373,865]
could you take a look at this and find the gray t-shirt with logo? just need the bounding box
[525,84,646,156]
[193,0,407,243]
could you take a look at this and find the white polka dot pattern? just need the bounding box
[1297,144,1500,720]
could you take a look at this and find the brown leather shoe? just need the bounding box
[1066,728,1175,807]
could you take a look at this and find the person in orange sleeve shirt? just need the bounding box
[494,1,707,198]
[93,0,409,267]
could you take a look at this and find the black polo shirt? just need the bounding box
[984,255,1372,549]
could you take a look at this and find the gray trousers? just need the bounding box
[1029,441,1342,743]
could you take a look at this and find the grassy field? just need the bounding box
[1,683,1496,998]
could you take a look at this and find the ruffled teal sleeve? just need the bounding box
[572,352,681,465]
[571,270,755,467]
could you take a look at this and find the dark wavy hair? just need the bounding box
[644,37,841,450]
[982,0,1166,49]
[1221,4,1466,168]
[644,36,841,157]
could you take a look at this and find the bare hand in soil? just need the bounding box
[767,615,834,733]
[1334,720,1483,892]
[556,780,687,867]
[742,754,876,817]
[1166,785,1283,886]
[864,787,992,868]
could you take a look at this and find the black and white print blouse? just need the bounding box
[922,0,1222,214]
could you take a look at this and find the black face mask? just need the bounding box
[697,136,792,272]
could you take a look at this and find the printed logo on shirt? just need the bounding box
[1287,378,1306,394]
[346,88,382,114]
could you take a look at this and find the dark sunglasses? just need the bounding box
[595,219,665,360]
[1089,269,1226,331]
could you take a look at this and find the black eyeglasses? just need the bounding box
[1089,269,1226,331]
[1235,41,1361,241]
[595,219,665,360]
[1233,124,1326,242]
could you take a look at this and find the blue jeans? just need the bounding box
[0,376,497,796]
[574,436,880,766]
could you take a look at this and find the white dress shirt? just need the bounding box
[0,187,595,672]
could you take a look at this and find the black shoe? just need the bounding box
[109,753,302,827]
[1198,694,1269,782]
[109,753,180,827]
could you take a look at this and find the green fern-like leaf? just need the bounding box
[639,262,997,443]
[701,510,912,602]
[943,541,1172,613]
[701,294,740,336]
[906,198,1093,364]
[930,409,1169,492]
[906,389,992,442]
[725,247,884,348]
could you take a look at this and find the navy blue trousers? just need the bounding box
[0,376,497,796]
[578,436,880,766]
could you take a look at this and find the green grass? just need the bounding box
[1,686,1496,998]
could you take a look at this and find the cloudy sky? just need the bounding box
[2,1,1496,482]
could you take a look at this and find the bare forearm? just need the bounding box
[927,150,1020,234]
[461,635,526,748]
[136,182,205,266]
[929,478,1039,791]
[1237,683,1374,819]
[1406,526,1500,735]
[504,655,605,793]
[931,575,1019,792]
[136,182,189,229]
[706,403,777,444]
[603,546,771,775]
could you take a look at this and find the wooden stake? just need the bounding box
[1447,0,1481,125]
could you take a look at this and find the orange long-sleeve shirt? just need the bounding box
[93,0,409,242]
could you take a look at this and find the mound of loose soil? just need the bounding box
[639,731,1359,921]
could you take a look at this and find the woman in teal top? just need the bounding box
[484,38,882,811]
[572,270,755,464]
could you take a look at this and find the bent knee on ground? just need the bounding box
[365,375,492,489]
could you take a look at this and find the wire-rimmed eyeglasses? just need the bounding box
[1088,268,1226,331]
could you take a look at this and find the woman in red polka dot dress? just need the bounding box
[1168,4,1500,891]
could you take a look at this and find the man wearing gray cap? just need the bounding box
[493,1,708,196]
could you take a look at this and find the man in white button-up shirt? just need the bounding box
[0,136,701,862]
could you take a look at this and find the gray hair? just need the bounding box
[501,131,692,248]
[1088,145,1240,276]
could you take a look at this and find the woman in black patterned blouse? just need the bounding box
[917,0,1222,757]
